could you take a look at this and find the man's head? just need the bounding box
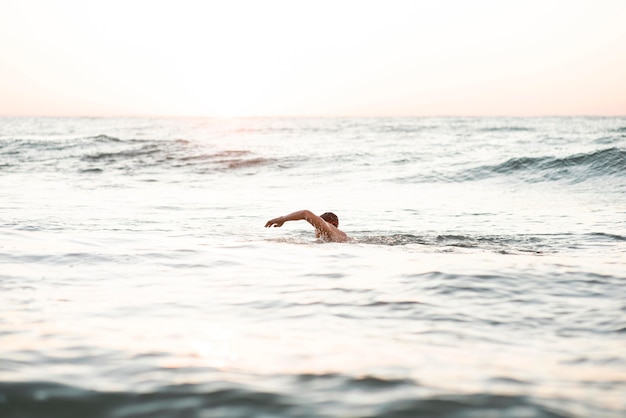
[320,212,339,228]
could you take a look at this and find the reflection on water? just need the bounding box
[1,116,625,417]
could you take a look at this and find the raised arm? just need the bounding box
[265,209,348,242]
[265,210,324,229]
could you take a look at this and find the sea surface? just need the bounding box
[0,116,625,417]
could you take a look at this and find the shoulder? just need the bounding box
[302,211,326,228]
[321,226,349,243]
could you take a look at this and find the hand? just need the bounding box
[265,216,285,228]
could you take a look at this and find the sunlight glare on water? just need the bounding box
[1,116,625,417]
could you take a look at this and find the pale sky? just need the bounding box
[1,0,625,117]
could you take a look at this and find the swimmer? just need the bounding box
[265,210,349,242]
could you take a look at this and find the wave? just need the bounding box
[92,134,122,142]
[479,126,534,132]
[354,233,429,246]
[374,123,439,134]
[355,232,626,253]
[354,233,547,254]
[588,232,626,242]
[461,147,625,183]
[82,144,161,162]
[0,380,576,418]
[352,232,626,256]
[0,381,293,418]
[391,147,626,185]
[0,136,273,174]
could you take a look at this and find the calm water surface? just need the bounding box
[1,116,625,417]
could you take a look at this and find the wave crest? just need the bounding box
[0,136,273,175]
[353,233,545,254]
[0,380,574,418]
[465,147,626,182]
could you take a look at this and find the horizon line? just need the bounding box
[1,113,625,119]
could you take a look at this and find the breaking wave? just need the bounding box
[465,147,626,182]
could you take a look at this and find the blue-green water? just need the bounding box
[1,117,625,417]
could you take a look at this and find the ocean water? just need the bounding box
[0,116,625,418]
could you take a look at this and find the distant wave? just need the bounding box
[478,126,534,132]
[374,123,439,134]
[588,232,626,242]
[82,144,161,162]
[392,147,626,184]
[0,136,273,174]
[391,147,626,184]
[92,134,122,142]
[466,147,625,182]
